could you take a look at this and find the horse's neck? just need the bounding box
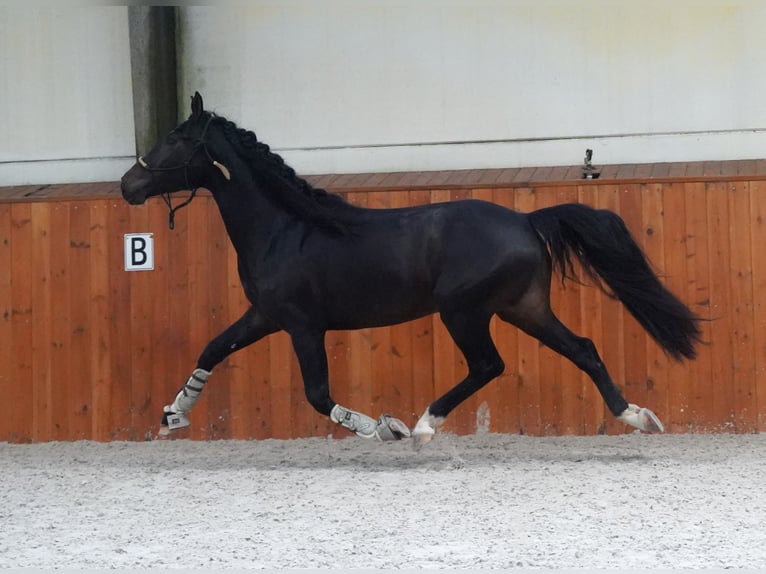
[208,182,274,251]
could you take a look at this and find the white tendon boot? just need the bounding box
[330,405,411,441]
[159,368,211,435]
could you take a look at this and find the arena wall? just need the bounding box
[2,161,765,442]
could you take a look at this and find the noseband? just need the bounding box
[137,114,232,230]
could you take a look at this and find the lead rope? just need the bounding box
[162,187,199,230]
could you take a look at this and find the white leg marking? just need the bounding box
[412,409,445,446]
[618,403,665,433]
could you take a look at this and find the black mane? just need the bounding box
[214,116,354,234]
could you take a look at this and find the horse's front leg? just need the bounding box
[290,330,411,441]
[160,306,278,435]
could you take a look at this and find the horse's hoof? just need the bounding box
[411,410,443,449]
[160,407,191,433]
[376,414,411,441]
[618,404,665,433]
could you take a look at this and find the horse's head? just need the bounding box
[121,92,231,206]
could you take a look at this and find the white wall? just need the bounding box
[0,7,135,186]
[2,2,766,186]
[179,0,766,175]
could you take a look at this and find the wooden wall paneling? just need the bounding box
[50,203,74,440]
[514,187,542,435]
[592,185,625,434]
[126,202,154,440]
[30,202,53,441]
[106,199,135,439]
[748,180,766,432]
[682,182,713,430]
[641,183,670,428]
[705,181,736,430]
[68,201,93,439]
[613,184,648,434]
[489,187,521,434]
[728,182,757,432]
[578,185,608,434]
[660,182,692,432]
[0,204,14,441]
[89,201,112,441]
[8,203,34,442]
[162,198,193,438]
[145,200,171,439]
[551,185,582,434]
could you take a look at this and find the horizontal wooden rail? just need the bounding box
[1,162,765,442]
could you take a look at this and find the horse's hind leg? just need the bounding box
[413,310,505,444]
[498,306,664,433]
[160,306,278,434]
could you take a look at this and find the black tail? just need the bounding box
[527,203,702,360]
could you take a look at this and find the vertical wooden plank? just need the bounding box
[0,204,15,441]
[127,203,154,440]
[8,204,34,442]
[683,182,713,431]
[89,201,112,441]
[660,183,691,432]
[597,185,626,434]
[514,187,541,435]
[144,199,171,439]
[490,187,520,434]
[728,181,757,432]
[49,202,71,440]
[161,196,192,439]
[614,184,647,434]
[30,202,52,441]
[641,183,670,429]
[706,181,735,430]
[67,201,92,439]
[107,199,134,440]
[749,180,766,432]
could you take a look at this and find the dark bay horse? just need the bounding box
[121,92,702,443]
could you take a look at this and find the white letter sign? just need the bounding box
[124,233,154,271]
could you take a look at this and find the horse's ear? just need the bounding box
[191,92,204,120]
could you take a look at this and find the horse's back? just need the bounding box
[425,200,547,308]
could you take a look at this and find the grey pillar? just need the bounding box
[127,6,178,157]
